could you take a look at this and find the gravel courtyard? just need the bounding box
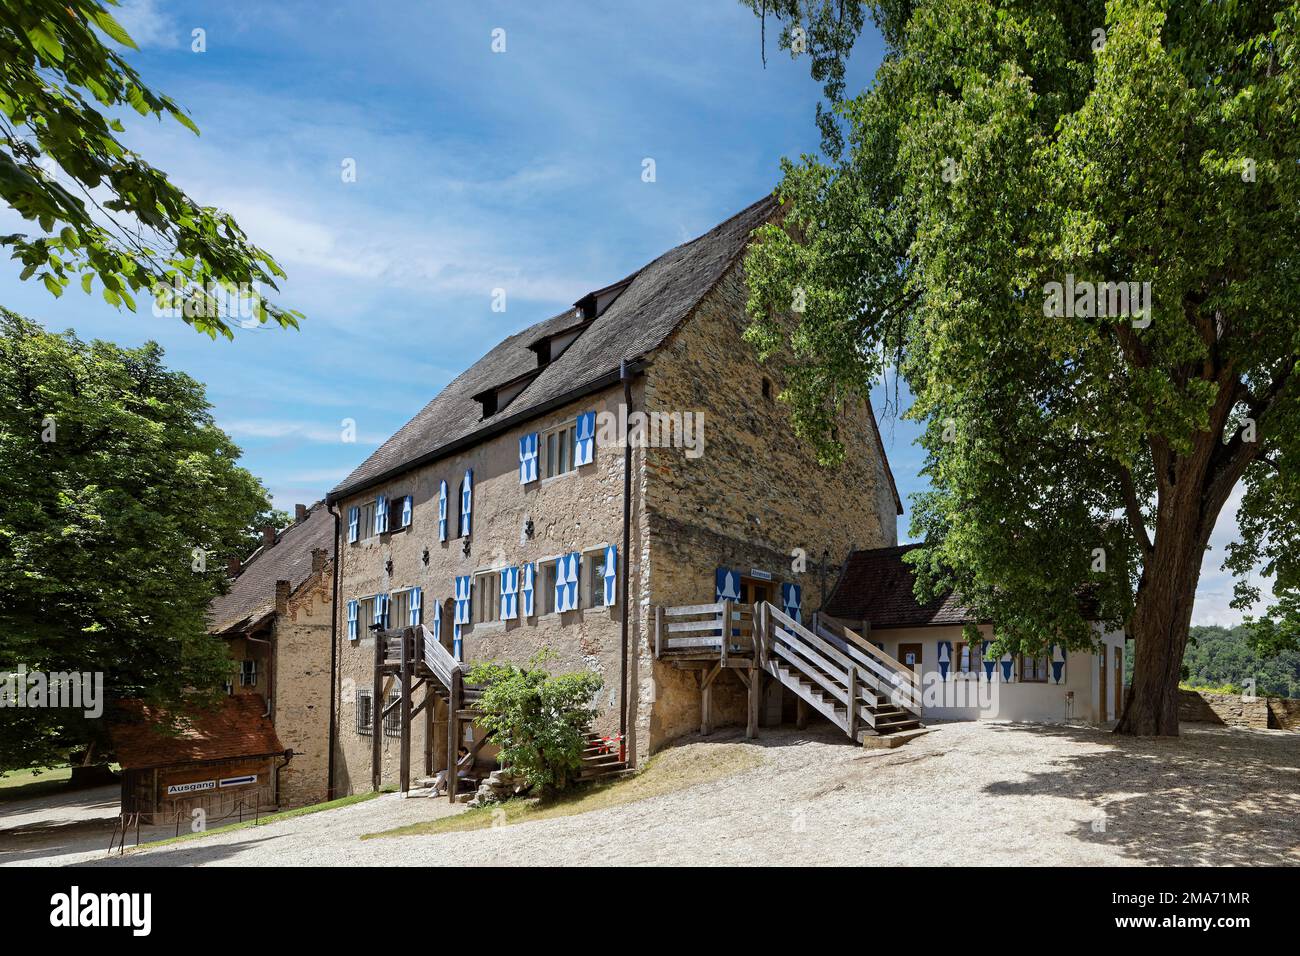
[10,720,1299,867]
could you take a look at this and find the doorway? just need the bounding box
[1098,645,1109,721]
[1113,646,1123,717]
[898,643,923,675]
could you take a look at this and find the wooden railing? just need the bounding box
[417,623,461,689]
[653,600,754,664]
[766,604,880,733]
[814,612,924,712]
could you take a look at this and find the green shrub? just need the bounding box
[467,651,602,792]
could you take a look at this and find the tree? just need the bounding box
[742,0,1299,734]
[468,652,602,792]
[0,0,301,337]
[0,310,280,769]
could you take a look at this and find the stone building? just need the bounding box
[208,502,334,806]
[325,196,903,795]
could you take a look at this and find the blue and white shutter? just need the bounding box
[602,545,617,606]
[437,481,448,542]
[555,553,580,612]
[715,568,740,603]
[460,469,473,536]
[1000,652,1015,682]
[1049,644,1067,684]
[574,411,596,466]
[347,507,359,543]
[374,494,388,535]
[400,495,413,529]
[454,575,471,626]
[937,640,953,681]
[432,599,442,642]
[409,587,422,627]
[346,599,358,639]
[521,562,535,618]
[519,433,538,484]
[981,641,996,680]
[781,582,802,623]
[500,566,518,620]
[374,593,389,630]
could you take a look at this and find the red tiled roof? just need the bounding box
[824,544,976,630]
[109,696,286,770]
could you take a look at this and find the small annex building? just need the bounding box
[109,695,291,824]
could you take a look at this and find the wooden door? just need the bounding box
[898,643,923,674]
[1098,645,1109,721]
[1113,646,1123,717]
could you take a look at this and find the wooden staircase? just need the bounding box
[762,604,924,744]
[577,732,632,781]
[653,599,925,745]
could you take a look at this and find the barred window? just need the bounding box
[356,689,373,735]
[383,692,402,738]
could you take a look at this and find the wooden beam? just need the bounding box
[371,630,383,792]
[846,665,859,740]
[746,660,759,740]
[796,696,809,730]
[699,662,720,736]
[423,682,434,777]
[399,627,412,795]
[447,668,461,804]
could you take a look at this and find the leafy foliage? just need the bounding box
[742,0,1300,729]
[0,311,279,769]
[1181,625,1300,699]
[0,0,301,337]
[467,651,602,791]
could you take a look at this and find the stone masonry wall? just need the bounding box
[1177,688,1270,729]
[272,572,333,807]
[332,384,649,795]
[640,263,899,749]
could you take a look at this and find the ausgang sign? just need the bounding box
[166,779,216,795]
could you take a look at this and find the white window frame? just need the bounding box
[1020,653,1049,683]
[539,557,559,615]
[357,499,377,541]
[581,546,611,609]
[239,658,258,687]
[474,570,501,625]
[357,596,376,635]
[390,590,413,630]
[541,422,577,480]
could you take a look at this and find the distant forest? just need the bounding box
[1178,625,1300,698]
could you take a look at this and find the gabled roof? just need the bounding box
[109,696,286,770]
[328,195,779,501]
[207,502,333,635]
[824,544,976,630]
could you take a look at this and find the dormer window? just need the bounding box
[472,371,537,419]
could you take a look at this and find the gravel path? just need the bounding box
[18,721,1300,867]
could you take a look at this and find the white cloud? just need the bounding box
[222,419,384,445]
[112,0,179,50]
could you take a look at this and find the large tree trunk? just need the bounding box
[1114,475,1218,736]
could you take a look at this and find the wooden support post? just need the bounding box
[847,665,859,740]
[655,605,664,658]
[423,682,434,777]
[399,628,412,795]
[720,598,731,668]
[371,630,383,792]
[446,668,461,804]
[746,660,759,740]
[796,696,809,730]
[699,662,720,736]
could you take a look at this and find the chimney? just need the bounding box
[311,548,327,573]
[295,503,308,523]
[261,526,276,549]
[227,556,241,577]
[275,579,290,614]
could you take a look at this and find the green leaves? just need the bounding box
[0,0,300,338]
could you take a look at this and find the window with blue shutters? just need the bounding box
[458,469,473,537]
[500,566,519,620]
[519,433,539,484]
[346,599,358,639]
[521,562,535,617]
[409,587,422,627]
[400,495,413,529]
[1049,644,1067,684]
[347,507,359,543]
[373,593,389,630]
[432,600,442,642]
[438,480,448,542]
[780,582,802,623]
[574,411,596,466]
[982,641,996,680]
[374,494,388,535]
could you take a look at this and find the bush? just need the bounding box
[467,651,602,792]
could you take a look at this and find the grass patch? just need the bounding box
[0,765,119,802]
[130,790,385,851]
[363,741,764,839]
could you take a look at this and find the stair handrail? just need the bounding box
[818,612,923,691]
[810,613,923,713]
[763,603,882,730]
[417,623,462,689]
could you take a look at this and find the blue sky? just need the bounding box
[0,1,1256,624]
